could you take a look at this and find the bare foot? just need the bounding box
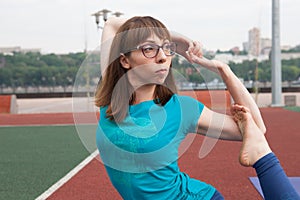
[231,104,272,167]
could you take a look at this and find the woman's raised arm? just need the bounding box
[194,55,265,133]
[100,17,127,74]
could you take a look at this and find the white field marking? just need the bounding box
[35,150,99,200]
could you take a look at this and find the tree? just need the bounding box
[282,65,300,81]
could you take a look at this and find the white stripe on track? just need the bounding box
[35,150,99,200]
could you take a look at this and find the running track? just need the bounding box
[1,108,299,199]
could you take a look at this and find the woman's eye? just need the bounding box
[164,45,171,50]
[143,46,155,52]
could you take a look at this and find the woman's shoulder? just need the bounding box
[172,94,200,103]
[165,94,203,109]
[169,94,205,121]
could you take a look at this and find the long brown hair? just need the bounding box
[95,16,177,122]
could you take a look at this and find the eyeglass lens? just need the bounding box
[141,43,176,58]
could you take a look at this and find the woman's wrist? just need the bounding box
[218,63,234,83]
[171,33,190,56]
[213,61,232,80]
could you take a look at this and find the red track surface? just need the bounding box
[0,112,98,126]
[1,108,299,199]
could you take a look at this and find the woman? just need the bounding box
[95,16,265,199]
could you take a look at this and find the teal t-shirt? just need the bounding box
[96,94,216,199]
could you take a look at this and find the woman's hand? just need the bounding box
[186,40,203,62]
[169,32,204,62]
[171,34,227,73]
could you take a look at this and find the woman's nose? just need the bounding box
[155,48,167,63]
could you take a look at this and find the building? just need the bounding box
[243,28,273,56]
[260,38,272,55]
[243,42,249,53]
[230,46,240,55]
[214,53,269,64]
[281,52,300,60]
[248,27,260,56]
[0,46,41,55]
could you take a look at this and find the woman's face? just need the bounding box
[120,34,173,88]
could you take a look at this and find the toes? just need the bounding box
[231,104,242,115]
[231,104,246,114]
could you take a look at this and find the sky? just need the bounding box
[0,0,299,54]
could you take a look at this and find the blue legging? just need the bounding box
[254,152,300,200]
[211,152,300,200]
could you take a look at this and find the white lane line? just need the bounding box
[35,150,99,200]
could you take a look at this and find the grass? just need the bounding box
[284,106,300,112]
[0,125,96,200]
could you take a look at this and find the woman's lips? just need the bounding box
[155,69,167,74]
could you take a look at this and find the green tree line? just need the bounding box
[0,52,299,92]
[0,52,90,92]
[172,56,300,85]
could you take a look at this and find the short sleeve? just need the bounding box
[176,95,204,134]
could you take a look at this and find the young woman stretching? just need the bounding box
[94,16,290,199]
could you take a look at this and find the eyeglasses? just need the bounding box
[127,42,177,58]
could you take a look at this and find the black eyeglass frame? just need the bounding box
[125,42,177,58]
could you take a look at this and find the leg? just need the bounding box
[231,104,300,200]
[210,190,224,200]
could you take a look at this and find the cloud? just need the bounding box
[0,0,299,53]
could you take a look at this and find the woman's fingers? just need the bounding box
[187,41,203,58]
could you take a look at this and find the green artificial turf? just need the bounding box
[0,125,97,200]
[284,106,300,113]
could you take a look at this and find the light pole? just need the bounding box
[112,11,124,17]
[92,9,123,30]
[271,0,283,107]
[86,9,124,110]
